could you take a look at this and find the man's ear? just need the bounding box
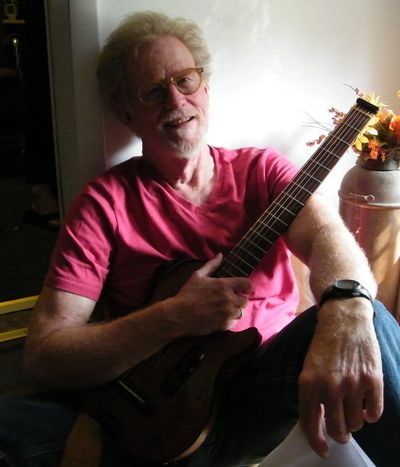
[117,109,142,135]
[115,109,133,127]
[126,118,143,137]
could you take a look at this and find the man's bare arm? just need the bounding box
[25,255,251,391]
[284,194,383,457]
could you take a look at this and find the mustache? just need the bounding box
[159,109,198,126]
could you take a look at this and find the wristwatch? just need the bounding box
[319,280,373,308]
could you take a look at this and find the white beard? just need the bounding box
[164,128,207,158]
[160,113,208,158]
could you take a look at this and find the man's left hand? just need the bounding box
[298,299,384,458]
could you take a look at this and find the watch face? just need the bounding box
[336,279,360,290]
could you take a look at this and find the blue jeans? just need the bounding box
[1,302,399,466]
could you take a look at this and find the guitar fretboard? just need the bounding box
[215,98,379,278]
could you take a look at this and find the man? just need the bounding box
[1,10,399,467]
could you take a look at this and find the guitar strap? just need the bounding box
[60,412,102,467]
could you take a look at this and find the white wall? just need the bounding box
[51,0,400,208]
[97,0,400,204]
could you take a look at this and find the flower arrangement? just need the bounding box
[307,88,400,165]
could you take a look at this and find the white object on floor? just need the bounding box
[258,422,375,467]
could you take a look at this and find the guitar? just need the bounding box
[84,98,379,465]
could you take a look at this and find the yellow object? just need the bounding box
[0,296,38,343]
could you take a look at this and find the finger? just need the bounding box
[364,384,384,423]
[234,306,244,320]
[237,296,249,311]
[343,394,364,432]
[299,388,328,457]
[324,397,350,444]
[215,277,253,296]
[300,404,328,457]
[194,253,223,277]
[233,279,253,295]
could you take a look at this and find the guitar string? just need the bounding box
[222,109,369,276]
[217,105,375,278]
[223,107,372,276]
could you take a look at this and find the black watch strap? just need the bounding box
[319,280,373,308]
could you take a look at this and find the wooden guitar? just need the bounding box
[84,98,378,465]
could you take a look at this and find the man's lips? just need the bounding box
[163,116,195,128]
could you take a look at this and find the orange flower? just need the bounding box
[378,108,393,123]
[368,140,380,160]
[389,115,400,139]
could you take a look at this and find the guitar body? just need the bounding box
[84,260,261,464]
[85,329,260,463]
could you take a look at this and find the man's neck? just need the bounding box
[145,145,215,205]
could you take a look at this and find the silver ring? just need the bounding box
[236,307,244,320]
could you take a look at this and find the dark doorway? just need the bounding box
[0,0,59,302]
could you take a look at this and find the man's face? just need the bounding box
[127,36,209,160]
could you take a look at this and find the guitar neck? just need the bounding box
[215,98,379,279]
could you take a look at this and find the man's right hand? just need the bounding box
[164,253,253,336]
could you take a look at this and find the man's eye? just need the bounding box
[143,85,165,102]
[176,76,193,89]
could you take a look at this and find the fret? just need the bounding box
[253,219,283,237]
[280,192,305,207]
[316,147,341,160]
[215,265,236,278]
[298,167,330,185]
[238,234,273,254]
[290,181,314,195]
[212,99,379,281]
[306,156,334,171]
[232,242,262,263]
[329,133,357,146]
[269,201,297,217]
[352,105,376,116]
[225,236,279,275]
[218,256,248,277]
[226,252,253,274]
[343,121,368,132]
[223,257,254,277]
[356,108,375,118]
[241,228,276,250]
[296,171,321,184]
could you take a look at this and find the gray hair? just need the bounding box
[97,11,211,123]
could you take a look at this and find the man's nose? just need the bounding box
[163,83,187,109]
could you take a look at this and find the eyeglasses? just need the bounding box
[138,67,204,106]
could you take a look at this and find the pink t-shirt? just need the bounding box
[45,146,300,341]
